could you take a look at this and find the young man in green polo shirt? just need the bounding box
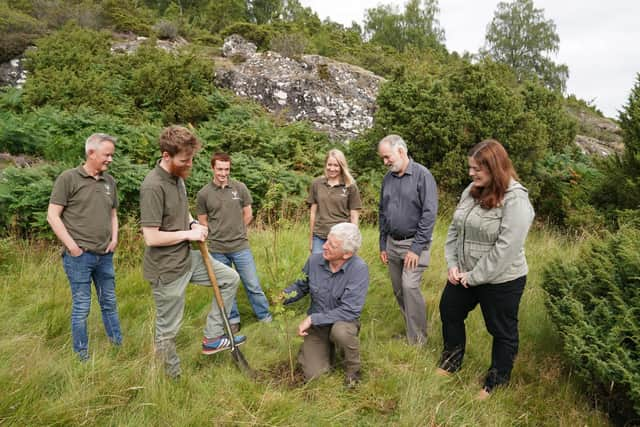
[196,152,272,333]
[47,133,123,361]
[139,125,245,379]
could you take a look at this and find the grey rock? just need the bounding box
[574,134,624,157]
[0,57,27,88]
[216,36,385,141]
[222,34,257,60]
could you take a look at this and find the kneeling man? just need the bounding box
[283,222,369,386]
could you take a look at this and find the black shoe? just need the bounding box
[344,371,361,389]
[437,347,464,374]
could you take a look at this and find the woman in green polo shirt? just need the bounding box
[307,149,362,254]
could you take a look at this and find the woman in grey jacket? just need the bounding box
[436,139,534,400]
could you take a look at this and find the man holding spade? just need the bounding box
[139,125,244,378]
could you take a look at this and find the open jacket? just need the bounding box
[444,180,534,286]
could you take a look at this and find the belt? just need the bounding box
[389,233,415,241]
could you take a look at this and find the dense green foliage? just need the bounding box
[364,0,445,53]
[22,25,219,124]
[351,59,578,216]
[592,73,640,220]
[542,225,640,423]
[482,0,569,92]
[0,2,44,62]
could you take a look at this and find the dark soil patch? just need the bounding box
[255,360,305,388]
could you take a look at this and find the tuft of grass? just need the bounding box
[0,222,612,425]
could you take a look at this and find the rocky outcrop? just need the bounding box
[110,33,188,54]
[574,134,624,156]
[572,110,624,156]
[222,34,257,60]
[215,35,384,141]
[0,57,27,88]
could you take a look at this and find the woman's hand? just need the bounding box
[448,267,462,284]
[460,272,470,288]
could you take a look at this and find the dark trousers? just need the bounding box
[438,275,526,387]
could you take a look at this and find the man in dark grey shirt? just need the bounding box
[378,134,438,345]
[283,223,369,387]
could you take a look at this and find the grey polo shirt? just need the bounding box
[283,253,369,326]
[378,159,438,254]
[196,178,252,253]
[140,162,191,283]
[49,166,118,254]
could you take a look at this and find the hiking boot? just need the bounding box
[344,371,361,389]
[202,335,246,355]
[230,323,241,334]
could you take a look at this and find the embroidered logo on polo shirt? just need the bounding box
[104,183,112,196]
[341,188,348,197]
[231,189,240,200]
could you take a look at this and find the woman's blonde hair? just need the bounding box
[325,148,355,187]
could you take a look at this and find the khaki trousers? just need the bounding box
[151,250,240,377]
[386,236,430,344]
[298,321,361,380]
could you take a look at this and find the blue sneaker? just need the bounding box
[202,335,246,355]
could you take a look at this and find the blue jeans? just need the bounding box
[62,251,122,359]
[311,235,326,254]
[211,249,272,323]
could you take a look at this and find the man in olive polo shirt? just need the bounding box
[196,152,272,333]
[47,133,123,361]
[140,126,244,379]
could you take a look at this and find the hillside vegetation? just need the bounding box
[1,0,639,423]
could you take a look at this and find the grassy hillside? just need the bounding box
[0,222,611,425]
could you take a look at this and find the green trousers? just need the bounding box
[151,250,240,377]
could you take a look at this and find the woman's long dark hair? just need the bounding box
[469,139,518,209]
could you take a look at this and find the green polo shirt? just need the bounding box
[49,166,118,254]
[196,178,252,253]
[140,163,191,283]
[307,176,362,239]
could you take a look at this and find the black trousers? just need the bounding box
[439,275,526,387]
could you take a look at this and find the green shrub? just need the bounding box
[592,74,640,223]
[0,3,44,62]
[354,60,577,213]
[269,32,307,58]
[0,106,162,164]
[534,150,603,229]
[153,19,179,40]
[22,27,223,125]
[0,163,66,237]
[542,226,640,423]
[221,22,273,50]
[99,0,153,35]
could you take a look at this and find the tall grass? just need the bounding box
[0,221,611,425]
